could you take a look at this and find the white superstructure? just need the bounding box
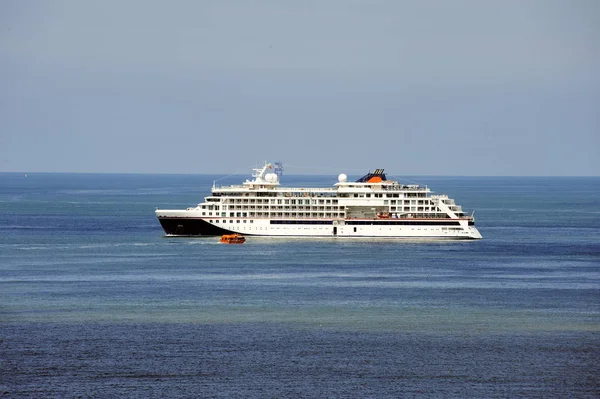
[156,163,482,239]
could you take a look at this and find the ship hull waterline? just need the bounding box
[158,217,482,239]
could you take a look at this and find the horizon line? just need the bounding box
[1,171,599,178]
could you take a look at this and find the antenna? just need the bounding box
[272,161,284,178]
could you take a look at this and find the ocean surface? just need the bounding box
[1,173,599,398]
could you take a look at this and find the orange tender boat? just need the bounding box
[220,234,246,244]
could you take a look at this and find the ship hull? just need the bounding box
[157,216,482,239]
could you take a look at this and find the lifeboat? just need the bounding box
[220,234,246,244]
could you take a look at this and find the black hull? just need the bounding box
[158,217,234,236]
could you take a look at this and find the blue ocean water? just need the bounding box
[1,173,599,398]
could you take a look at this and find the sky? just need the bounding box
[1,0,599,176]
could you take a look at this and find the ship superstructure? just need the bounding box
[156,163,482,239]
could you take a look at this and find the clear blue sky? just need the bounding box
[1,0,599,175]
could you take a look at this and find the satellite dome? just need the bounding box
[265,173,278,183]
[338,173,348,183]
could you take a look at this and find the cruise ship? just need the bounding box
[156,163,482,239]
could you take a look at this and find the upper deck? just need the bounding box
[212,164,430,197]
[212,182,431,197]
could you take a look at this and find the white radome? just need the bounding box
[265,173,278,183]
[338,173,347,183]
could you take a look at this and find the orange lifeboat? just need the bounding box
[220,234,246,244]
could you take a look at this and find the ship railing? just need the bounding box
[214,185,338,193]
[213,185,247,191]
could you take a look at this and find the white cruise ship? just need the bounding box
[156,163,482,239]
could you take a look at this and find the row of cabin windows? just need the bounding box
[199,206,441,216]
[226,205,345,211]
[213,192,338,198]
[209,214,464,223]
[201,199,434,209]
[210,213,343,219]
[213,192,428,201]
[212,219,254,224]
[201,210,347,217]
[385,200,435,205]
[338,192,427,198]
[204,205,345,212]
[203,195,434,210]
[201,210,451,218]
[221,198,339,205]
[205,211,447,217]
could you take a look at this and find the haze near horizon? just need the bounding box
[1,1,599,176]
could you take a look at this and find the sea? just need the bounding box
[1,173,599,398]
